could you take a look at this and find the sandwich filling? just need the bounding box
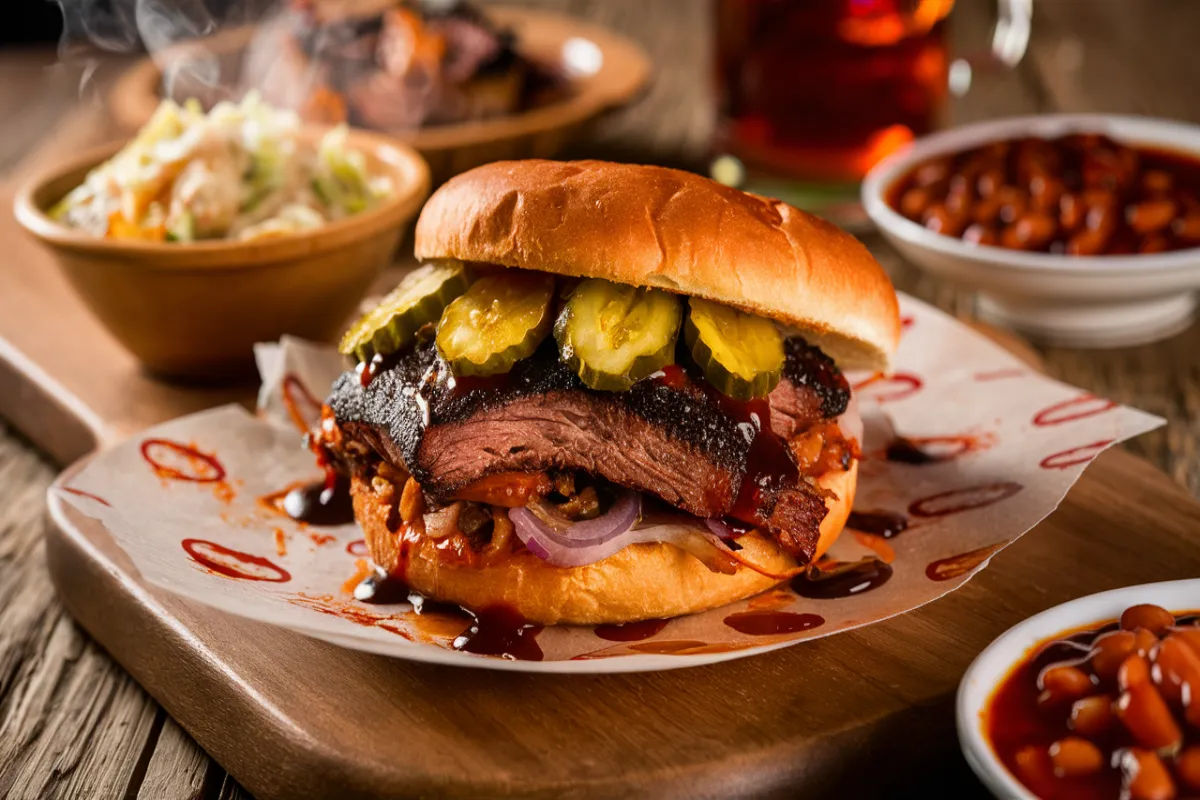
[315,263,860,575]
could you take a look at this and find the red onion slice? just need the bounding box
[705,518,737,539]
[510,492,744,572]
[509,491,642,567]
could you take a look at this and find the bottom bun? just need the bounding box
[353,464,856,625]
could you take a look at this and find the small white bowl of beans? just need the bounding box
[957,580,1200,800]
[862,114,1200,347]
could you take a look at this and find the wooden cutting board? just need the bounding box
[8,115,1200,798]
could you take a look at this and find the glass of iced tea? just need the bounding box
[713,0,1032,227]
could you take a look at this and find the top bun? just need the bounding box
[414,160,901,370]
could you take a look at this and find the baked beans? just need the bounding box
[887,134,1200,256]
[986,605,1200,799]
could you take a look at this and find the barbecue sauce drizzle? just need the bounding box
[720,396,799,526]
[650,366,803,528]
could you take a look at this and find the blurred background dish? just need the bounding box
[710,0,1032,229]
[110,4,650,184]
[14,125,429,379]
[863,114,1200,347]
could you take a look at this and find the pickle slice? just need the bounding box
[436,271,556,376]
[554,279,682,391]
[339,261,470,362]
[684,297,784,400]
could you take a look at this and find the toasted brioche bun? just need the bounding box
[414,160,900,371]
[352,463,855,626]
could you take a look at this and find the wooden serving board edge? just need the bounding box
[0,338,103,463]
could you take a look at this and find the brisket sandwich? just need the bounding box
[315,159,900,625]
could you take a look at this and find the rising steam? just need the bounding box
[54,0,277,98]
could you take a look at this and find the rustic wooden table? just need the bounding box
[3,1,1199,797]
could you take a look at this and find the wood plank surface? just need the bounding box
[2,1,1200,798]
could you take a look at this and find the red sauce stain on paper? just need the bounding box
[281,373,323,434]
[142,439,226,482]
[1039,439,1114,469]
[182,539,291,582]
[288,593,415,640]
[925,542,1006,581]
[62,487,111,506]
[851,372,924,403]
[908,482,1023,518]
[1032,394,1117,427]
[142,439,236,502]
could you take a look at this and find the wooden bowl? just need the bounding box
[13,129,429,381]
[109,6,652,185]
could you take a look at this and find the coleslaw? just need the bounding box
[52,93,393,242]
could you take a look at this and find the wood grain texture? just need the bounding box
[2,1,1200,798]
[137,718,210,800]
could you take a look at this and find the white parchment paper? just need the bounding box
[53,296,1163,672]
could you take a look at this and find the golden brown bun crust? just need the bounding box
[353,464,856,626]
[414,160,900,370]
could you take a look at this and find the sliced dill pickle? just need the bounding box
[436,272,556,376]
[684,297,784,400]
[339,261,470,362]
[554,279,682,391]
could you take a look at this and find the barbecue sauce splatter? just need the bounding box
[925,543,1006,581]
[846,510,909,538]
[908,482,1023,518]
[141,439,226,482]
[723,610,825,635]
[452,605,544,661]
[354,571,540,660]
[792,557,893,598]
[280,470,355,526]
[354,572,414,605]
[594,619,670,642]
[181,539,291,582]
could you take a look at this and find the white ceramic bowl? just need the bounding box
[957,579,1200,799]
[862,114,1200,347]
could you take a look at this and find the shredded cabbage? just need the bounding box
[54,93,394,242]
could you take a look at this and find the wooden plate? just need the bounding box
[108,6,652,184]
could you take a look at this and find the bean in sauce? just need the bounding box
[986,603,1200,800]
[887,134,1200,256]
